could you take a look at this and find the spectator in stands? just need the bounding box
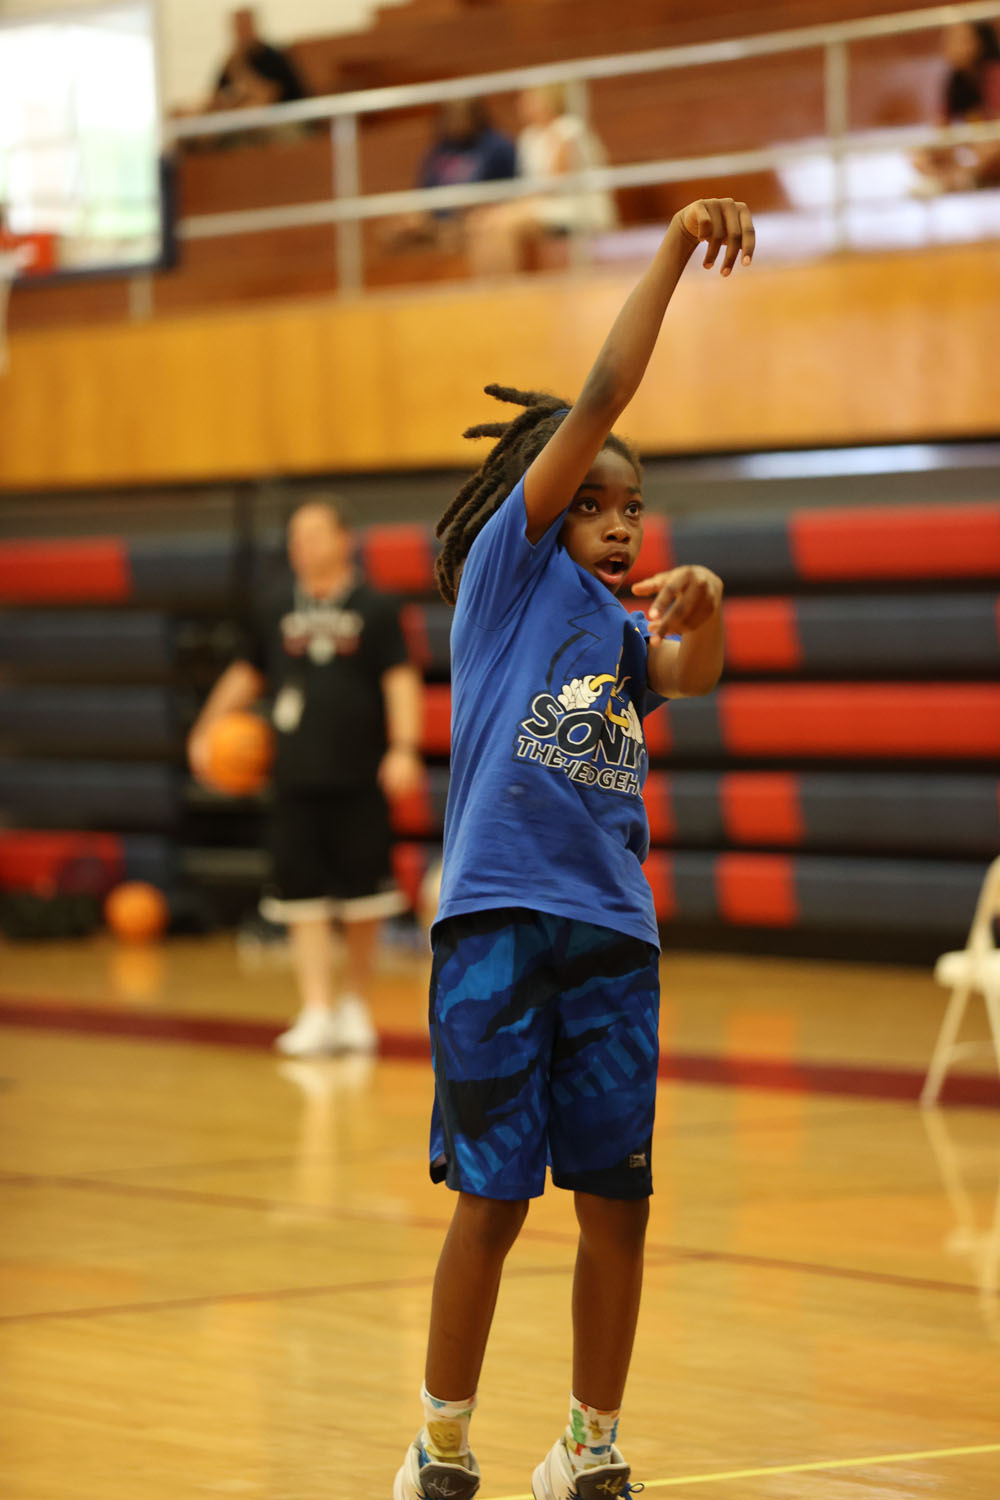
[174,6,308,143]
[467,84,616,275]
[914,21,1000,193]
[188,498,424,1057]
[385,99,517,252]
[210,7,307,112]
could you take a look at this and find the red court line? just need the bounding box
[2,995,998,1106]
[0,1170,982,1325]
[0,1259,569,1327]
[0,1271,438,1326]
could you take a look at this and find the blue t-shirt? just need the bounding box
[420,128,518,190]
[435,476,667,950]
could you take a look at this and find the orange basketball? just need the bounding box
[104,881,169,944]
[204,711,274,796]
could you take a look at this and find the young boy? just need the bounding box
[394,197,755,1500]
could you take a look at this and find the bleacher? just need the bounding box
[7,0,951,328]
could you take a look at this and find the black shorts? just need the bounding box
[260,785,407,924]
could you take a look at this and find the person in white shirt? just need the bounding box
[467,85,616,275]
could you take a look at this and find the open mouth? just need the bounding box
[593,554,630,586]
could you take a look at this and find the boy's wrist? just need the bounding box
[668,213,700,253]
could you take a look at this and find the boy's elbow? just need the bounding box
[580,364,632,418]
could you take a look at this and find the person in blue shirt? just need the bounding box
[420,100,518,194]
[394,195,756,1500]
[385,100,517,254]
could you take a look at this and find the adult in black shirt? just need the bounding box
[210,7,307,112]
[189,499,423,1057]
[914,21,1000,193]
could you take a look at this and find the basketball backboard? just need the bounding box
[0,0,167,282]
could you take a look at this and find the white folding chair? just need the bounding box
[921,856,1000,1108]
[922,1107,1000,1336]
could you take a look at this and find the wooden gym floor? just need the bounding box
[2,934,1000,1498]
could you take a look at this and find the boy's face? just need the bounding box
[560,448,644,594]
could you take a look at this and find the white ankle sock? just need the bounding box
[421,1384,477,1469]
[565,1394,620,1472]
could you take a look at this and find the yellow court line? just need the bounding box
[487,1441,1000,1499]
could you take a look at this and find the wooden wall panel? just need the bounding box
[2,242,999,488]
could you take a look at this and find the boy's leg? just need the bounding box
[400,910,554,1497]
[396,1192,529,1499]
[571,1192,649,1411]
[537,917,659,1497]
[531,1193,649,1500]
[426,1192,530,1398]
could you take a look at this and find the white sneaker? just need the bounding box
[273,1007,341,1057]
[532,1437,636,1499]
[336,993,378,1054]
[393,1436,480,1500]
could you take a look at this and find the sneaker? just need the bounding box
[336,993,378,1054]
[393,1436,480,1500]
[273,1007,341,1057]
[532,1437,638,1499]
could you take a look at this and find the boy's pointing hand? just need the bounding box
[632,565,723,640]
[674,197,755,275]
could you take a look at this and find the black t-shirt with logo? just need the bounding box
[241,575,409,791]
[217,43,307,104]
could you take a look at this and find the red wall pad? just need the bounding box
[0,540,131,604]
[631,516,673,580]
[716,852,799,926]
[721,772,804,844]
[790,503,1000,580]
[0,831,125,892]
[391,842,432,910]
[389,773,437,838]
[361,526,437,594]
[643,850,676,921]
[421,685,453,756]
[724,599,803,671]
[719,684,1000,758]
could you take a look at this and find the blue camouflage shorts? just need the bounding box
[428,907,660,1200]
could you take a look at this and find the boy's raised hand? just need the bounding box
[631,565,723,641]
[675,197,755,276]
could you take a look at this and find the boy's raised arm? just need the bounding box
[522,198,755,543]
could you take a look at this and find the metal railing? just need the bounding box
[167,1,1000,291]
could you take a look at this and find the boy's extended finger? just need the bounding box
[692,202,714,242]
[739,202,756,264]
[648,589,678,626]
[702,202,725,268]
[721,200,743,276]
[631,573,675,599]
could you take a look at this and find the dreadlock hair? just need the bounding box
[435,384,642,605]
